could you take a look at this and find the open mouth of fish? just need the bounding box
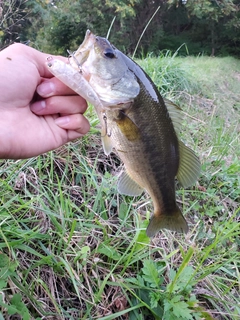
[68,30,96,74]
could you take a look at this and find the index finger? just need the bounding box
[37,76,83,97]
[1,43,68,79]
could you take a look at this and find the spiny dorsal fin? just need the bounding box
[118,171,144,196]
[164,99,183,134]
[177,140,201,188]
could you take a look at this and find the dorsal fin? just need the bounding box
[164,99,201,187]
[164,98,183,134]
[177,140,201,188]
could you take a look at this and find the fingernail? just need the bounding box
[37,81,55,97]
[55,116,70,126]
[31,100,46,112]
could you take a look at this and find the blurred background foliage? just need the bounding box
[0,0,240,56]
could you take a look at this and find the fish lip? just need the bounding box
[82,29,96,48]
[69,30,118,73]
[69,30,96,69]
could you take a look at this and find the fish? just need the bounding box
[47,30,200,237]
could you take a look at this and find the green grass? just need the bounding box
[0,54,239,319]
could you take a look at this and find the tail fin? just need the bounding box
[146,206,188,237]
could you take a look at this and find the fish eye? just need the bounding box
[104,49,115,59]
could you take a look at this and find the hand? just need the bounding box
[0,43,90,159]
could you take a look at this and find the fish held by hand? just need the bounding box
[47,30,201,237]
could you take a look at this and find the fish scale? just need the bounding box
[105,78,180,222]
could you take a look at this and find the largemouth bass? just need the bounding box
[47,30,200,237]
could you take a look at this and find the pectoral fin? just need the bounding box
[118,171,144,196]
[177,140,201,188]
[115,111,140,141]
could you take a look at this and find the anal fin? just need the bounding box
[118,171,144,196]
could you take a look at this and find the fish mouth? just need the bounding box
[79,30,96,52]
[69,29,96,69]
[69,30,116,70]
